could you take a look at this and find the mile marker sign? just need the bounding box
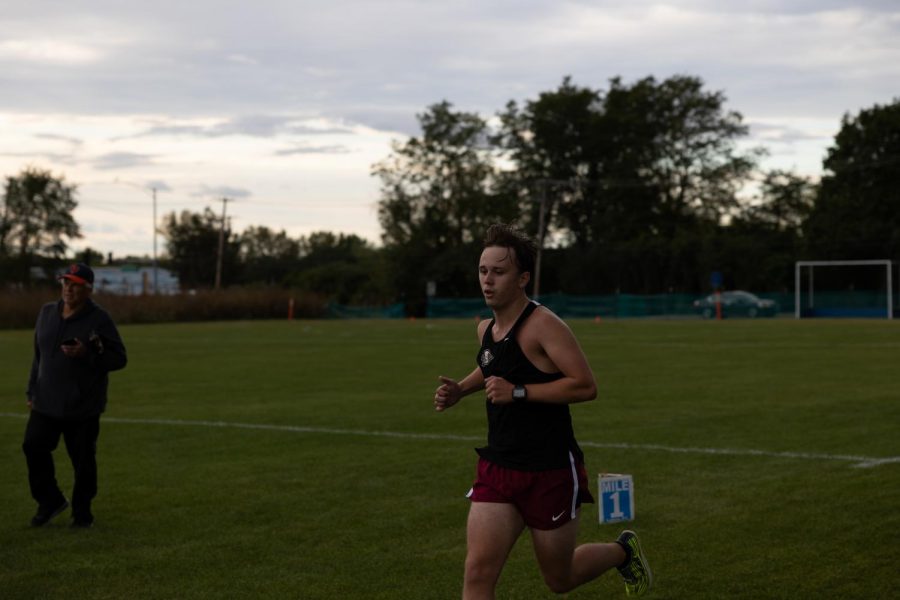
[598,474,635,524]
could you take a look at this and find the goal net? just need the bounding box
[794,260,895,319]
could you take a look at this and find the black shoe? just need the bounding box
[31,498,69,527]
[71,515,94,529]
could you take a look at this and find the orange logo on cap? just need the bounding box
[69,264,79,274]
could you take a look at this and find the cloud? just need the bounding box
[82,222,125,235]
[93,152,157,170]
[111,177,173,193]
[274,144,351,156]
[0,39,101,64]
[748,123,833,144]
[1,0,898,259]
[2,1,897,129]
[574,0,900,15]
[191,184,252,199]
[226,53,258,66]
[335,108,421,136]
[34,133,84,146]
[0,132,86,166]
[145,179,173,192]
[0,151,80,166]
[120,115,357,140]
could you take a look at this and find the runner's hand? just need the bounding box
[435,376,462,412]
[484,376,513,405]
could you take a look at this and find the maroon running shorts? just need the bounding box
[466,454,596,530]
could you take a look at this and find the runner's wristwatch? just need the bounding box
[512,385,527,402]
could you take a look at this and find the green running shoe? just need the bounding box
[616,530,652,596]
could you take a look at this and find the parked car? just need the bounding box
[693,291,778,318]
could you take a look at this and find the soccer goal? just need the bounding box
[794,260,895,319]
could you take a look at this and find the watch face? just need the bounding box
[513,386,525,399]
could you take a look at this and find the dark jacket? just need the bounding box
[27,299,127,419]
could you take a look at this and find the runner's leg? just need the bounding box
[463,502,525,600]
[530,513,626,593]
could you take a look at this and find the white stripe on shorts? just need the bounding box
[568,451,578,519]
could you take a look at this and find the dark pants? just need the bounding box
[23,411,101,520]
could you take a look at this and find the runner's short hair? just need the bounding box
[483,223,537,277]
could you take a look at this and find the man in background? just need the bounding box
[23,263,128,528]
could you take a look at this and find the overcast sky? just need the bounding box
[1,0,898,258]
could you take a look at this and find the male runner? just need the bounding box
[434,224,651,598]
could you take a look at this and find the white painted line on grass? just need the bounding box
[577,440,900,469]
[1,412,896,469]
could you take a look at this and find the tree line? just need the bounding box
[373,76,899,313]
[161,209,389,304]
[2,75,898,314]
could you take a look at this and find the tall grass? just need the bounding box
[0,288,327,329]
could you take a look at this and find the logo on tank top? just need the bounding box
[479,348,495,367]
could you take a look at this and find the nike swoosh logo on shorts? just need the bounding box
[552,511,566,522]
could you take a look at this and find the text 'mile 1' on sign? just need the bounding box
[598,473,635,524]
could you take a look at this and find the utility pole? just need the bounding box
[532,179,571,300]
[113,178,163,293]
[214,197,229,290]
[534,184,548,300]
[152,187,158,293]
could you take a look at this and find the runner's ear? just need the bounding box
[518,270,530,289]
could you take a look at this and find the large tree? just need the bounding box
[1,167,80,259]
[161,208,239,289]
[804,99,900,260]
[743,170,816,233]
[499,76,757,247]
[496,77,608,245]
[624,76,757,229]
[373,101,519,312]
[375,101,517,247]
[238,225,301,285]
[287,231,389,304]
[497,76,758,293]
[708,170,818,293]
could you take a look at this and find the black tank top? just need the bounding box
[475,301,584,470]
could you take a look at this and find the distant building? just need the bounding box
[93,266,180,295]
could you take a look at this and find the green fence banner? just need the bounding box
[326,302,406,319]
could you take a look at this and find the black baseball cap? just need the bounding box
[58,263,94,288]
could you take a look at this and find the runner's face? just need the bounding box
[479,246,529,307]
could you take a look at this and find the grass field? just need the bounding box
[1,318,898,599]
